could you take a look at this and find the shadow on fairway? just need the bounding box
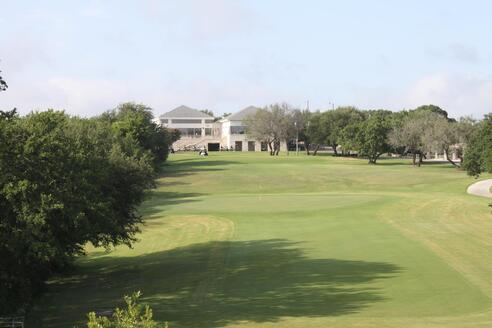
[31,239,401,327]
[160,159,241,178]
[139,191,205,217]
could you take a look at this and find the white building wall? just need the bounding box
[161,115,286,152]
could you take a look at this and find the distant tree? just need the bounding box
[346,110,393,164]
[453,117,477,164]
[421,116,477,168]
[214,112,232,122]
[244,104,295,155]
[292,109,312,154]
[414,104,449,120]
[101,102,178,170]
[319,107,365,155]
[464,114,492,176]
[389,111,439,166]
[305,111,323,155]
[200,109,214,117]
[0,69,7,91]
[87,291,166,328]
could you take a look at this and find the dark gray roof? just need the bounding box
[160,105,213,119]
[226,106,260,121]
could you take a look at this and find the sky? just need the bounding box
[1,0,492,119]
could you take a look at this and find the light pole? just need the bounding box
[295,121,299,156]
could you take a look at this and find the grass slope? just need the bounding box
[28,153,492,327]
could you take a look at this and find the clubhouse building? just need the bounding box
[158,105,279,152]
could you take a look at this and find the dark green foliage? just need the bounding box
[101,102,179,170]
[464,114,492,176]
[344,110,393,164]
[319,107,366,155]
[0,70,7,91]
[414,104,449,120]
[0,107,171,314]
[86,291,166,327]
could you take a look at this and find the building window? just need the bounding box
[204,128,212,136]
[230,126,245,135]
[160,119,169,124]
[177,128,202,137]
[172,119,202,124]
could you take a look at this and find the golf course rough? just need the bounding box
[28,153,492,328]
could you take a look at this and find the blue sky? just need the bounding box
[1,0,492,118]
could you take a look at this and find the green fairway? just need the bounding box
[28,153,492,327]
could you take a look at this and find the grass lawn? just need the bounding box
[27,153,492,327]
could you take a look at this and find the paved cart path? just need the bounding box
[467,179,492,199]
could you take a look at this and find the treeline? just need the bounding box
[245,104,492,175]
[0,103,179,314]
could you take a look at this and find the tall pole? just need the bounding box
[295,121,299,156]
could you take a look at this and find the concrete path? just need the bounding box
[467,179,492,199]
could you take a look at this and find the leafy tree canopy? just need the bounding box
[0,69,7,91]
[463,114,492,176]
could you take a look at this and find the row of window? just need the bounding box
[166,121,246,136]
[177,128,214,137]
[233,141,269,151]
[161,119,214,124]
[230,126,246,135]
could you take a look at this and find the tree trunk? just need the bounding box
[369,153,381,164]
[313,144,320,156]
[444,149,460,168]
[305,143,310,155]
[332,144,338,156]
[412,153,416,166]
[273,140,280,156]
[268,141,274,156]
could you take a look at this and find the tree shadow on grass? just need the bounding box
[30,239,401,328]
[139,191,204,218]
[160,159,241,179]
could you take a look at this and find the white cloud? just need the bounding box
[427,43,481,64]
[0,74,294,117]
[143,0,263,43]
[0,77,132,116]
[349,73,492,118]
[406,73,492,118]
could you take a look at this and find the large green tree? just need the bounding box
[101,102,178,170]
[463,114,492,176]
[0,110,156,314]
[319,107,365,155]
[347,110,393,164]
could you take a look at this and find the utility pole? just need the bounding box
[295,121,299,156]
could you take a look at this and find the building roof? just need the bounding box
[226,106,260,121]
[160,105,213,119]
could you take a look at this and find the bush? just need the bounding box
[86,292,167,328]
